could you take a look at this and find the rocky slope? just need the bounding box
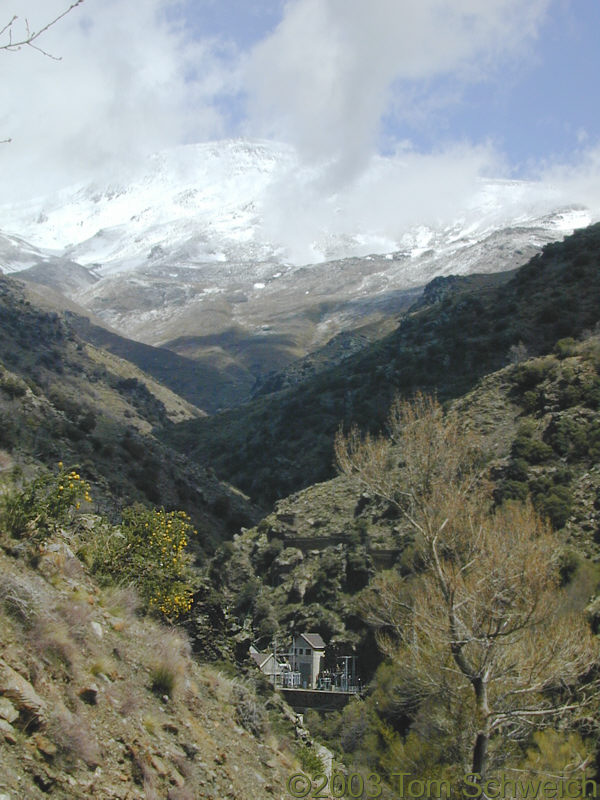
[206,333,600,689]
[0,535,302,800]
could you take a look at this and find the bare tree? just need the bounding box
[1,1,84,59]
[336,394,598,780]
[1,2,84,143]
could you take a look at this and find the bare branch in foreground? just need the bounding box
[1,2,84,60]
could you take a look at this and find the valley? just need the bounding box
[1,141,593,414]
[1,140,600,798]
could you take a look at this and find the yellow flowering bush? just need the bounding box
[0,462,92,544]
[92,504,196,621]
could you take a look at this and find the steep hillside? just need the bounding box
[0,276,259,550]
[16,253,421,412]
[5,143,592,415]
[207,333,600,649]
[166,223,600,506]
[67,314,253,415]
[14,276,262,415]
[0,521,303,800]
[203,337,600,778]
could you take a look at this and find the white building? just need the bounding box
[290,633,326,689]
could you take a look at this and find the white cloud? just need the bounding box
[540,142,600,215]
[259,137,600,266]
[258,142,507,263]
[244,0,552,185]
[3,0,598,254]
[0,0,237,201]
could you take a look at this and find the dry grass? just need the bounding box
[31,616,79,676]
[141,713,160,736]
[128,745,159,799]
[100,584,141,619]
[0,517,294,800]
[47,704,101,769]
[105,680,143,719]
[89,654,117,679]
[146,629,190,700]
[56,597,93,643]
[231,680,266,737]
[167,787,196,800]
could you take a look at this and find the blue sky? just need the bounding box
[175,0,600,177]
[1,0,600,201]
[419,0,600,173]
[185,0,600,175]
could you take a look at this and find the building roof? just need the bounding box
[298,632,326,650]
[250,651,271,669]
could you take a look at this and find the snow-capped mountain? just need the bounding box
[0,138,593,277]
[0,138,596,410]
[0,140,297,274]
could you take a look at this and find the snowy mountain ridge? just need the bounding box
[0,138,594,278]
[1,138,597,412]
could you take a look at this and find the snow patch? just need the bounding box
[0,139,597,284]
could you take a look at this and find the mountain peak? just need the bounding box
[0,139,595,276]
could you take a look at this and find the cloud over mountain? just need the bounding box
[244,0,552,182]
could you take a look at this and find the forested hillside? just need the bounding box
[166,224,600,507]
[206,337,600,782]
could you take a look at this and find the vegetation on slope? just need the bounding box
[167,223,600,507]
[2,222,600,796]
[0,471,303,800]
[205,339,600,790]
[335,393,598,781]
[0,275,259,551]
[208,333,600,649]
[68,314,258,414]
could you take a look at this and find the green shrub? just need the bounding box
[0,412,17,450]
[553,466,573,485]
[545,416,600,461]
[556,548,579,586]
[150,663,177,697]
[298,744,324,777]
[554,338,577,359]
[521,389,543,414]
[90,504,196,620]
[512,358,556,391]
[537,304,559,324]
[533,486,573,530]
[582,376,600,409]
[511,434,553,464]
[516,419,537,438]
[505,459,529,483]
[556,381,584,410]
[495,479,528,504]
[0,372,27,398]
[0,463,92,545]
